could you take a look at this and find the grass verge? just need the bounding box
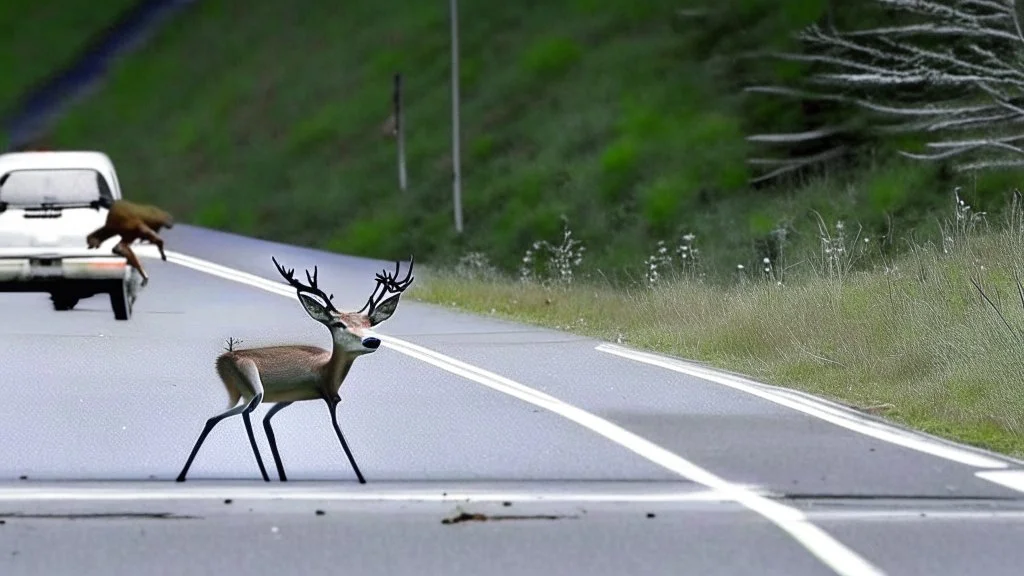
[413,191,1024,459]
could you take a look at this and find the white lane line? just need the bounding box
[596,343,1010,470]
[140,247,884,576]
[976,470,1024,494]
[0,487,735,504]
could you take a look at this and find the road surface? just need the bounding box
[2,224,1024,575]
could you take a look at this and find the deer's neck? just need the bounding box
[320,344,356,394]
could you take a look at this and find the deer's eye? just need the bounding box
[330,321,346,329]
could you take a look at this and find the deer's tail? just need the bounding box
[215,353,243,409]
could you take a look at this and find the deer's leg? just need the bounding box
[322,392,366,484]
[237,360,270,482]
[177,364,268,483]
[262,401,294,481]
[176,401,250,482]
[242,408,269,483]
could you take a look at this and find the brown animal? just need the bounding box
[175,256,415,483]
[86,199,174,286]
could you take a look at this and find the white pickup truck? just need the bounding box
[0,150,142,320]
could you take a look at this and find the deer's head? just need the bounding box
[272,256,414,356]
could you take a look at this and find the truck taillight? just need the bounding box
[85,261,125,269]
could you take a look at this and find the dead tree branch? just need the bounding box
[745,0,1024,184]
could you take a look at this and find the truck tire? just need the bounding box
[51,292,80,311]
[109,281,132,320]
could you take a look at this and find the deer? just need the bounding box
[86,198,174,286]
[175,254,415,484]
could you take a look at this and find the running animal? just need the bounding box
[86,199,174,286]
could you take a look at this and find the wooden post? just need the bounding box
[393,72,407,192]
[450,0,463,233]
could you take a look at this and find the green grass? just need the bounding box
[40,0,979,278]
[413,193,1024,459]
[0,0,139,119]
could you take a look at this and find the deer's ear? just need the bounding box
[368,294,401,326]
[298,293,334,323]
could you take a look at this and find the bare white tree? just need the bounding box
[745,0,1024,183]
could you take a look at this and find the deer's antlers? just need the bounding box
[358,256,415,316]
[272,256,339,312]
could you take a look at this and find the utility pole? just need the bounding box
[393,72,407,192]
[450,0,463,234]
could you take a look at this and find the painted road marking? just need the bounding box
[0,485,744,503]
[133,246,885,576]
[976,470,1024,494]
[596,343,1010,470]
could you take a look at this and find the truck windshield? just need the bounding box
[0,168,113,207]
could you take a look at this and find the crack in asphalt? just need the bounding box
[441,511,579,524]
[0,512,198,520]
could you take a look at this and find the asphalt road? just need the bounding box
[2,224,1024,575]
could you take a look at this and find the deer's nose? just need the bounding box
[362,337,381,350]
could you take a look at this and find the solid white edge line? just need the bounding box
[0,488,734,504]
[138,247,885,576]
[595,343,1010,470]
[975,470,1024,494]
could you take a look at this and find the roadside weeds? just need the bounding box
[413,192,1024,460]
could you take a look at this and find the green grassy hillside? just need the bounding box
[38,0,1014,279]
[13,0,1024,457]
[1,0,139,117]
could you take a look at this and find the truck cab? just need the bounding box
[0,150,142,320]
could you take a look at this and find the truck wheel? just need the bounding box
[109,281,132,320]
[51,292,80,311]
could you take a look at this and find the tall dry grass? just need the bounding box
[414,190,1024,457]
